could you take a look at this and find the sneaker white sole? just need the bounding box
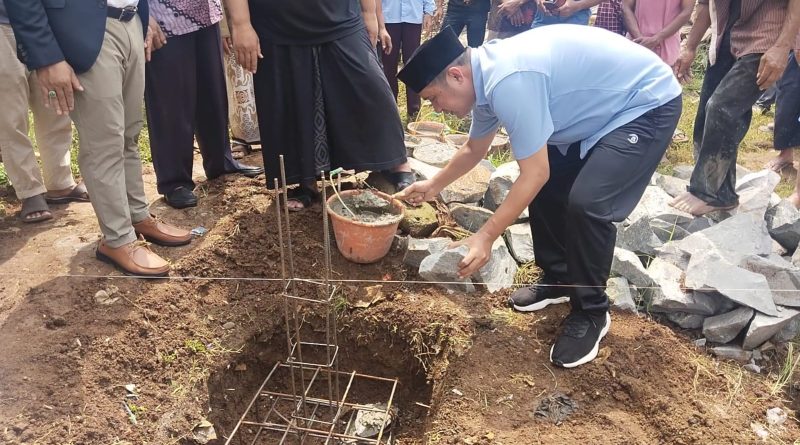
[549,312,611,368]
[512,296,570,312]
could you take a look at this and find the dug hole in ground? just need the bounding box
[0,158,798,445]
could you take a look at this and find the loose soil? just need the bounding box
[0,153,799,445]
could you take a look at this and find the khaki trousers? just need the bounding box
[70,18,149,248]
[0,24,74,200]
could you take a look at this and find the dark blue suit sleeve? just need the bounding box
[3,0,65,70]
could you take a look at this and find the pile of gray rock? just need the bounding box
[400,146,800,360]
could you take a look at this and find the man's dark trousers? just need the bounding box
[528,96,682,311]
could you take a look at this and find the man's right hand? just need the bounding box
[672,47,696,84]
[232,23,263,74]
[535,0,552,16]
[36,61,83,115]
[393,179,441,206]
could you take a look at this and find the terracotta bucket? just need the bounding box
[407,121,446,141]
[326,189,405,264]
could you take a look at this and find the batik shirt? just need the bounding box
[148,0,222,37]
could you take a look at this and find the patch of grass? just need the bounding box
[489,308,530,331]
[184,339,208,355]
[514,261,543,285]
[160,350,177,365]
[488,148,513,167]
[771,342,800,396]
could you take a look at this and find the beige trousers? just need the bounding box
[0,24,74,200]
[70,18,150,248]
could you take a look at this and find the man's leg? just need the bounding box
[0,24,48,202]
[400,22,422,118]
[465,8,488,47]
[551,96,682,368]
[671,53,764,215]
[144,29,198,196]
[29,70,75,194]
[381,23,402,102]
[193,24,243,179]
[442,8,468,40]
[509,144,584,312]
[776,53,800,206]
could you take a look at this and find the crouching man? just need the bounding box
[395,25,681,368]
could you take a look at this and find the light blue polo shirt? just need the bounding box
[469,25,682,160]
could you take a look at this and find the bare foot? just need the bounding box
[765,150,794,173]
[790,192,800,209]
[669,192,735,216]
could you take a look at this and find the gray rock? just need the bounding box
[743,306,800,349]
[412,143,457,167]
[766,199,800,251]
[694,338,707,347]
[711,345,753,363]
[772,316,800,343]
[222,322,235,330]
[665,312,706,329]
[649,218,692,242]
[94,289,119,306]
[733,170,780,218]
[672,165,694,181]
[607,277,638,313]
[407,157,442,181]
[627,186,692,224]
[473,238,518,293]
[685,249,778,316]
[403,237,451,268]
[646,258,718,315]
[419,246,476,293]
[792,245,800,267]
[772,239,790,257]
[483,162,529,221]
[673,212,772,265]
[441,163,492,204]
[739,254,800,307]
[611,248,654,288]
[654,241,691,271]
[503,223,534,264]
[702,307,754,344]
[617,216,663,256]
[655,174,689,198]
[743,363,762,373]
[450,204,494,233]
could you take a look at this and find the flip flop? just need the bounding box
[19,194,53,223]
[45,182,90,204]
[231,141,252,160]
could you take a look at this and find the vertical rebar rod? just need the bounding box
[278,156,308,430]
[319,171,337,416]
[324,173,341,406]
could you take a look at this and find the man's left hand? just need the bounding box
[634,34,662,50]
[450,232,493,279]
[555,0,581,18]
[757,45,791,90]
[145,16,167,62]
[498,0,524,16]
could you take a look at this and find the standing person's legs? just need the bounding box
[465,8,488,47]
[550,96,682,368]
[507,144,584,312]
[775,53,800,207]
[381,23,403,102]
[145,30,199,196]
[29,71,76,195]
[0,25,50,202]
[193,23,242,179]
[400,22,422,117]
[442,7,468,39]
[671,53,763,215]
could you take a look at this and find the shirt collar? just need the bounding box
[470,48,489,107]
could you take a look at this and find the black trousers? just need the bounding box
[382,23,422,116]
[775,52,800,150]
[145,23,238,195]
[529,96,682,311]
[443,6,489,47]
[689,31,763,207]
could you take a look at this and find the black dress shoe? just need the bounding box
[229,162,264,178]
[164,186,198,209]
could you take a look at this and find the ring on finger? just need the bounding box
[48,90,57,99]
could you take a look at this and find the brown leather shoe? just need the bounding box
[133,214,192,247]
[96,238,170,277]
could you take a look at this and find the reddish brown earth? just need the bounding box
[0,153,798,445]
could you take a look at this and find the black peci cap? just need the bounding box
[398,27,466,94]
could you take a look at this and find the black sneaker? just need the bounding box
[550,310,610,368]
[508,279,570,312]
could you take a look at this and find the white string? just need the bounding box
[1,271,799,292]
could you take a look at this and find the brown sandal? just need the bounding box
[19,194,53,223]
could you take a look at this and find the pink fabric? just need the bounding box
[631,0,682,66]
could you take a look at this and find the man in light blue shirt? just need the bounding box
[532,0,603,27]
[381,0,441,118]
[397,26,682,368]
